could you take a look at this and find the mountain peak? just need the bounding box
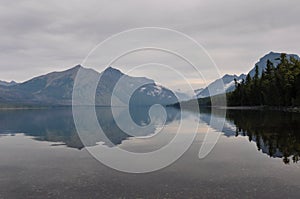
[267,51,276,55]
[249,52,300,77]
[261,51,281,59]
[0,80,17,86]
[74,64,83,68]
[102,66,124,76]
[262,51,299,60]
[104,66,121,72]
[68,64,82,71]
[222,74,237,79]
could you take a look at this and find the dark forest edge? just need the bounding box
[173,53,300,113]
[228,53,300,107]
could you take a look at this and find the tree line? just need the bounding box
[228,53,300,106]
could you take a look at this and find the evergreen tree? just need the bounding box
[227,53,300,107]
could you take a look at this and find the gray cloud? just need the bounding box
[0,0,300,87]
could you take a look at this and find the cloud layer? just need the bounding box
[1,0,300,86]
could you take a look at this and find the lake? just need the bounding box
[0,107,300,198]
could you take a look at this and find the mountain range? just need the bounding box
[195,52,300,98]
[0,66,178,106]
[1,52,299,106]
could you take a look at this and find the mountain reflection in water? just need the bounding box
[226,109,300,164]
[0,107,299,165]
[198,108,300,164]
[0,107,180,149]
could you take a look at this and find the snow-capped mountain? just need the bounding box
[195,52,300,99]
[0,65,179,106]
[195,74,246,98]
[94,66,179,106]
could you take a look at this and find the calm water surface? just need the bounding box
[0,107,299,198]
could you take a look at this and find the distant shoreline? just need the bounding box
[0,104,138,110]
[1,104,299,113]
[172,102,300,113]
[214,106,300,113]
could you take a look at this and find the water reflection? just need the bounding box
[0,107,299,165]
[226,110,300,164]
[0,107,180,149]
[0,108,84,149]
[196,108,300,164]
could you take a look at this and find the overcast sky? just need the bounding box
[1,0,300,87]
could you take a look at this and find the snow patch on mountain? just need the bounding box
[195,74,246,98]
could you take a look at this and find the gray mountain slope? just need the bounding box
[0,65,179,106]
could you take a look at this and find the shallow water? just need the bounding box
[0,107,299,198]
